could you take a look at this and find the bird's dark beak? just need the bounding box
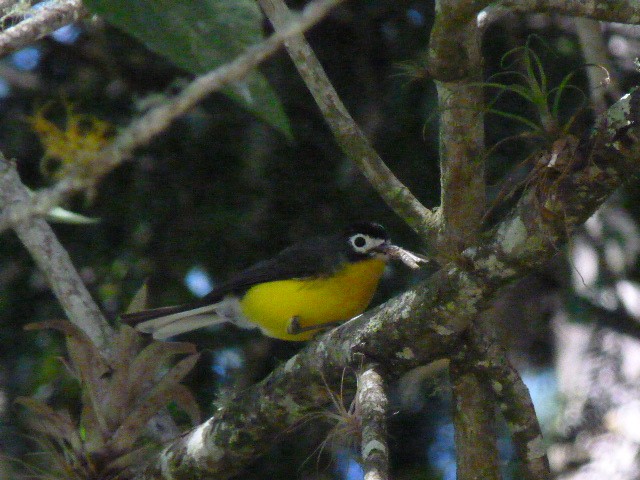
[375,242,429,269]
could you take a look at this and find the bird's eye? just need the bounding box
[352,235,368,249]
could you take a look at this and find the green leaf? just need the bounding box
[84,0,291,136]
[484,108,543,132]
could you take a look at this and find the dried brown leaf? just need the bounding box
[111,325,144,366]
[102,443,157,478]
[109,353,200,450]
[171,383,202,426]
[128,340,197,394]
[100,326,146,423]
[24,434,88,480]
[15,397,82,453]
[24,320,109,385]
[25,320,112,438]
[79,389,108,454]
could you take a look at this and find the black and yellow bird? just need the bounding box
[122,222,426,341]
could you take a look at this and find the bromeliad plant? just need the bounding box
[478,37,610,227]
[17,321,200,479]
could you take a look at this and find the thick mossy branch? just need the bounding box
[432,13,491,478]
[138,90,640,479]
[428,0,492,81]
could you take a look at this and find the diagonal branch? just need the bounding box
[136,88,640,479]
[0,0,346,234]
[0,0,87,58]
[0,156,184,441]
[0,155,113,353]
[258,0,438,239]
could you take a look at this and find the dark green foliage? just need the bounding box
[83,0,291,136]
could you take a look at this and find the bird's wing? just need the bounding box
[207,234,343,298]
[121,233,345,334]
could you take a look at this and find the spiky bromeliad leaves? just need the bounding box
[17,322,200,479]
[476,36,610,228]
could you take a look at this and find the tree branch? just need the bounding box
[0,0,19,14]
[450,354,501,480]
[498,0,640,23]
[428,0,492,82]
[135,89,640,479]
[430,0,640,84]
[0,155,113,353]
[258,0,439,239]
[0,0,346,234]
[574,18,621,114]
[0,0,87,58]
[356,366,390,480]
[431,2,497,477]
[0,156,185,441]
[432,0,487,247]
[466,325,551,480]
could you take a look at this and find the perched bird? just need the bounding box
[122,222,426,341]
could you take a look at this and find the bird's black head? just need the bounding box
[342,222,390,261]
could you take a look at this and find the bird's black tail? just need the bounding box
[120,304,195,326]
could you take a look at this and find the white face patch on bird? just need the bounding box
[346,229,428,268]
[348,233,388,255]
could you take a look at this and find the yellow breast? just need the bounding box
[239,258,386,341]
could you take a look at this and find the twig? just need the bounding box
[101,0,343,172]
[0,0,87,58]
[258,0,439,240]
[0,0,346,234]
[356,366,389,480]
[0,156,113,353]
[0,176,78,232]
[573,295,640,340]
[466,326,551,480]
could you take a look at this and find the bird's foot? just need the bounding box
[286,316,344,335]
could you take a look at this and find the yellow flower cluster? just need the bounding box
[29,103,114,179]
